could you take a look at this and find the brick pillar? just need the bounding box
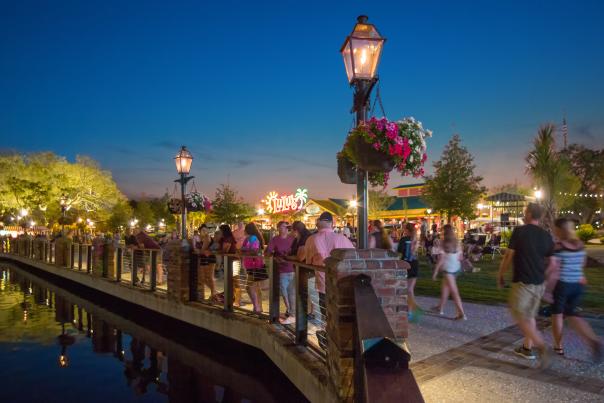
[166,240,191,303]
[105,242,117,280]
[54,237,72,268]
[325,248,409,401]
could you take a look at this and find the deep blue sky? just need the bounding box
[1,0,603,205]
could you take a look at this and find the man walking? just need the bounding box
[498,203,554,367]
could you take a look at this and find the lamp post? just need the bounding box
[174,146,194,240]
[341,15,385,248]
[59,194,68,233]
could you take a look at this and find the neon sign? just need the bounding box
[263,188,308,214]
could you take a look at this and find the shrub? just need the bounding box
[577,224,596,242]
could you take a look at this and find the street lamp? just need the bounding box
[59,194,68,232]
[534,189,543,200]
[174,146,194,240]
[341,15,385,248]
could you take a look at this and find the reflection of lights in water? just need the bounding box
[23,310,28,321]
[121,350,125,355]
[59,355,68,367]
[45,298,49,306]
[90,329,94,334]
[28,287,33,294]
[233,260,241,276]
[73,319,77,324]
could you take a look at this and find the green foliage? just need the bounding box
[107,201,133,230]
[368,189,395,216]
[577,224,596,242]
[0,152,127,230]
[209,184,254,224]
[422,134,486,221]
[526,124,580,229]
[132,200,155,227]
[565,144,604,223]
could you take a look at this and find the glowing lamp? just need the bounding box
[349,200,358,209]
[534,189,543,200]
[341,15,385,83]
[174,146,193,175]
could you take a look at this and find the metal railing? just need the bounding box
[114,246,163,292]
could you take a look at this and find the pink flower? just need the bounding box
[422,153,428,162]
[373,142,381,150]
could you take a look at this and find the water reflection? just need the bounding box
[0,263,307,402]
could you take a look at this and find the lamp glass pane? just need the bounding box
[350,38,383,80]
[341,40,354,82]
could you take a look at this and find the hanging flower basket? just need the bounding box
[339,116,432,187]
[167,198,182,214]
[337,153,357,184]
[350,135,396,173]
[186,192,212,213]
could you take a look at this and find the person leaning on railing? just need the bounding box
[240,223,267,314]
[266,221,296,324]
[304,212,354,347]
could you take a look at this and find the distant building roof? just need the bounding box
[328,198,350,209]
[387,196,428,211]
[307,199,347,216]
[485,192,526,202]
[392,183,425,190]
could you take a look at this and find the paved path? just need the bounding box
[409,296,604,402]
[587,245,604,265]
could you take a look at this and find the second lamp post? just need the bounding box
[174,146,194,240]
[341,15,385,248]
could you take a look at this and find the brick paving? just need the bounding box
[409,296,604,402]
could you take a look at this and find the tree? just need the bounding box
[209,184,254,224]
[489,183,532,197]
[564,144,604,223]
[107,201,133,230]
[0,152,127,230]
[422,134,486,222]
[526,124,580,229]
[368,189,395,217]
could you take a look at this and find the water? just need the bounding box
[0,262,308,403]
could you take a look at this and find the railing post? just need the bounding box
[70,244,75,269]
[224,255,233,312]
[150,250,158,291]
[102,241,109,278]
[116,247,123,281]
[268,257,280,323]
[86,245,92,274]
[78,244,83,270]
[132,249,138,286]
[295,264,309,345]
[189,249,198,301]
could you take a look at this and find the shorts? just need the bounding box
[406,260,419,279]
[246,268,268,282]
[509,282,545,320]
[552,281,583,316]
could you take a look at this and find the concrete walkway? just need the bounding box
[587,245,604,265]
[409,296,604,402]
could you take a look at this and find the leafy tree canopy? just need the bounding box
[422,134,486,221]
[209,184,254,224]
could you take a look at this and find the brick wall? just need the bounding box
[166,240,191,303]
[324,248,409,401]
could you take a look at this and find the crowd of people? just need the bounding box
[6,202,601,366]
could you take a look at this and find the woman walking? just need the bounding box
[549,218,602,361]
[431,225,466,320]
[398,222,420,320]
[240,223,267,313]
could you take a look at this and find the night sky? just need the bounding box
[1,1,603,206]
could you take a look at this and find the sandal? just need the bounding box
[553,347,565,356]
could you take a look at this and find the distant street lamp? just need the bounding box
[174,146,194,240]
[534,189,543,200]
[60,194,68,232]
[348,199,358,234]
[341,15,385,248]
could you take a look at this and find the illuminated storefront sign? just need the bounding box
[263,188,308,214]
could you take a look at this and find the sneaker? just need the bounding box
[280,316,295,325]
[514,345,537,360]
[454,314,467,321]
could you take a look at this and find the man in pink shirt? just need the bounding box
[305,212,354,344]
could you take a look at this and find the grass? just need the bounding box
[414,255,604,314]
